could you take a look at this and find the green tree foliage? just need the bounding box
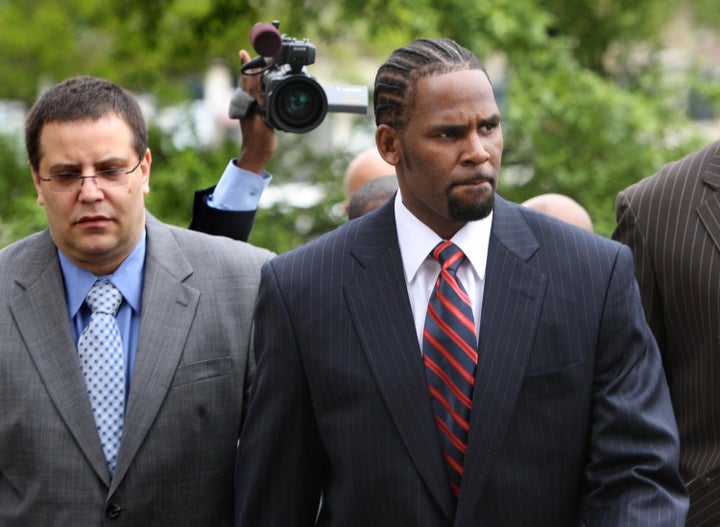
[328,0,714,233]
[0,134,46,248]
[1,0,718,249]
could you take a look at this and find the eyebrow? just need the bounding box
[482,114,501,126]
[48,157,128,172]
[432,113,501,134]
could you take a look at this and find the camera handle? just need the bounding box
[228,88,262,120]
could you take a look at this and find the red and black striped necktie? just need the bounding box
[422,240,478,499]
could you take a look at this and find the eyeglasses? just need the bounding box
[37,156,143,193]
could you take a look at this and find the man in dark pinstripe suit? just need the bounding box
[615,140,720,526]
[235,37,688,526]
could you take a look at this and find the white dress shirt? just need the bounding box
[393,191,492,350]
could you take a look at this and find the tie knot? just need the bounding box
[85,280,123,315]
[432,241,466,273]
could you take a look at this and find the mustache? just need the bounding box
[451,172,496,187]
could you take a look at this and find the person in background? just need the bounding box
[189,49,275,241]
[347,174,398,220]
[0,74,272,525]
[234,37,687,527]
[613,139,720,527]
[191,98,393,234]
[342,146,395,215]
[521,193,594,232]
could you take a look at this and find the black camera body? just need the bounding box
[229,21,368,134]
[260,35,328,133]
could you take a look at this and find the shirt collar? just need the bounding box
[59,229,146,318]
[394,191,492,283]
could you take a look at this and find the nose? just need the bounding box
[77,175,104,201]
[464,133,491,164]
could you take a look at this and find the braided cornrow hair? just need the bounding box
[373,38,487,131]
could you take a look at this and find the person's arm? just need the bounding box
[189,49,276,241]
[235,261,325,526]
[579,245,688,525]
[612,189,666,353]
[189,165,270,241]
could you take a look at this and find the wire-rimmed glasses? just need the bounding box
[37,156,143,193]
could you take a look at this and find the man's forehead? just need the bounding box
[38,116,135,162]
[410,70,497,117]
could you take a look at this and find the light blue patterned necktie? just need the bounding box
[77,279,125,474]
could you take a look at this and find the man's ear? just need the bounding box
[30,163,45,206]
[140,148,152,194]
[375,124,401,166]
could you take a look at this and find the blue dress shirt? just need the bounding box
[59,230,146,399]
[205,160,271,211]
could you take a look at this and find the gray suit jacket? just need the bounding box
[614,140,720,527]
[0,214,272,526]
[236,195,688,527]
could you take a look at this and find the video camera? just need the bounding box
[228,21,368,133]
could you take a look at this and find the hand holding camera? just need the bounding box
[229,21,368,134]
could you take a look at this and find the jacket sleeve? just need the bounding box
[580,244,688,526]
[235,261,326,526]
[188,186,257,242]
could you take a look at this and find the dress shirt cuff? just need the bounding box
[206,159,272,211]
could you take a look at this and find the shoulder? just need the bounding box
[266,225,352,284]
[620,140,720,203]
[146,216,274,272]
[271,207,381,267]
[502,197,627,276]
[0,230,52,274]
[500,196,619,252]
[0,231,56,300]
[0,229,46,255]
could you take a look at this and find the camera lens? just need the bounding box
[268,76,328,133]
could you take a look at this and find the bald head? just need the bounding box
[347,175,398,220]
[343,147,394,214]
[521,193,594,232]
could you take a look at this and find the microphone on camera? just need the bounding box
[241,22,283,72]
[250,22,283,56]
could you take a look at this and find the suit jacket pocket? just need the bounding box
[520,359,587,399]
[171,356,231,387]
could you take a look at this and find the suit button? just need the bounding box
[106,503,122,519]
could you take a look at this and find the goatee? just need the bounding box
[448,193,494,222]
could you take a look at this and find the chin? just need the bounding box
[449,194,494,222]
[76,236,119,256]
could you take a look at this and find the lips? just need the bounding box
[76,214,112,227]
[453,174,495,189]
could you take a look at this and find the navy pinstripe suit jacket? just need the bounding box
[236,195,688,526]
[615,140,720,526]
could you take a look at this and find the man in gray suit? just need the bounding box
[0,76,272,525]
[614,140,720,526]
[235,37,688,526]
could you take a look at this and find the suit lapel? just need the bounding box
[111,216,200,490]
[345,202,456,521]
[696,142,720,252]
[9,231,111,484]
[457,198,546,520]
[346,199,547,520]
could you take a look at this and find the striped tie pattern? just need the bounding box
[422,240,477,499]
[77,280,125,474]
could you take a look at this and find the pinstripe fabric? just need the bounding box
[614,140,720,527]
[236,195,688,527]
